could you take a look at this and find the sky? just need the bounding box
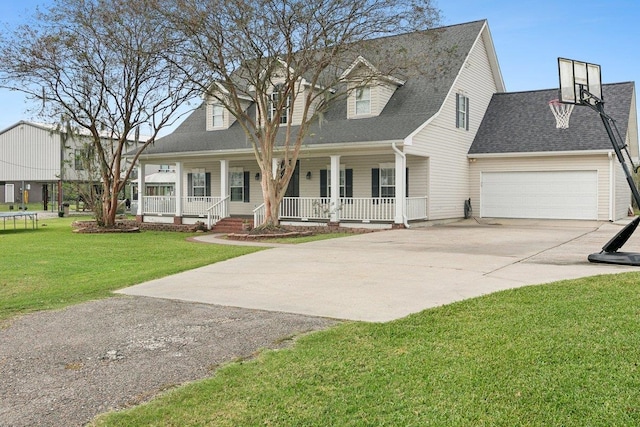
[0,0,638,134]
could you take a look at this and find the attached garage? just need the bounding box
[468,83,637,222]
[480,170,598,220]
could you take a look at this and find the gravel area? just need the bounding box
[0,296,337,426]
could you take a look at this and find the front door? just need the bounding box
[282,160,299,218]
[284,160,299,197]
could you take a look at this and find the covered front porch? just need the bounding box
[136,148,429,229]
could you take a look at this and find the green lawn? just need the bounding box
[91,272,640,426]
[0,217,263,321]
[5,217,640,426]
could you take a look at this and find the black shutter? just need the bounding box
[405,168,409,197]
[455,93,460,128]
[243,171,250,202]
[187,173,193,197]
[345,169,353,198]
[205,172,211,196]
[371,168,379,197]
[320,169,327,198]
[465,97,470,131]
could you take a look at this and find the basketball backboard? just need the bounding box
[558,58,602,105]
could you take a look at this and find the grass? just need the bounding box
[0,216,263,321]
[91,272,640,426]
[256,232,353,244]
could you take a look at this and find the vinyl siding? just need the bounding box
[346,79,398,119]
[175,151,429,215]
[406,25,498,220]
[615,158,632,219]
[469,154,613,221]
[0,124,61,181]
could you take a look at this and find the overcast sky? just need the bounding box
[0,0,637,134]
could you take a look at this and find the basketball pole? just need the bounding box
[581,86,640,265]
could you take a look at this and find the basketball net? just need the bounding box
[548,99,574,129]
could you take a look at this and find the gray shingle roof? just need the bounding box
[144,20,487,155]
[469,82,635,154]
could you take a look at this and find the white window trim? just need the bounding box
[379,163,395,198]
[457,93,469,130]
[355,86,371,116]
[191,171,206,197]
[229,167,244,202]
[325,165,346,198]
[269,85,290,125]
[211,104,224,128]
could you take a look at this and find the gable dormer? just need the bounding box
[341,56,405,119]
[204,82,251,131]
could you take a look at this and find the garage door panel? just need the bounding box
[481,171,598,220]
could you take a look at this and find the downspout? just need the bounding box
[392,142,410,228]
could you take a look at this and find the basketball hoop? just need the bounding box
[549,99,574,129]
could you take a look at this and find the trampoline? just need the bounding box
[0,211,38,230]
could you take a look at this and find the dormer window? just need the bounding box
[269,84,290,124]
[355,87,371,115]
[341,56,404,120]
[212,104,224,128]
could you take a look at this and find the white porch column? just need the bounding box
[220,159,229,199]
[136,161,145,218]
[174,161,183,218]
[330,155,341,222]
[394,150,406,225]
[272,158,280,178]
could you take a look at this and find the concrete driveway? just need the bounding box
[118,219,640,322]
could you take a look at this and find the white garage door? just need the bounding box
[481,171,598,220]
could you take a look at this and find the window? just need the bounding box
[229,169,244,202]
[327,169,346,197]
[320,169,353,198]
[191,172,206,197]
[74,149,85,170]
[269,84,289,124]
[456,93,469,130]
[355,86,371,115]
[229,169,250,202]
[380,167,395,198]
[212,104,224,128]
[159,164,172,172]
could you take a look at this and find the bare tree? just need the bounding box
[164,0,440,228]
[0,0,196,227]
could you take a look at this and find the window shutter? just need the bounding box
[465,97,470,131]
[371,168,379,197]
[205,172,211,196]
[455,93,460,128]
[187,173,193,197]
[405,168,409,197]
[320,169,327,198]
[346,169,353,198]
[243,171,250,202]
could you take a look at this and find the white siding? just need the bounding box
[469,154,614,221]
[406,26,499,220]
[0,123,61,181]
[615,159,632,219]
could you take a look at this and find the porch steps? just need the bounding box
[211,217,253,233]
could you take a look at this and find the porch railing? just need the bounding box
[207,195,230,228]
[142,195,428,224]
[183,196,219,217]
[280,197,332,220]
[253,203,266,228]
[143,196,175,215]
[406,196,428,220]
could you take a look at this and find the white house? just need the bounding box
[133,19,638,228]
